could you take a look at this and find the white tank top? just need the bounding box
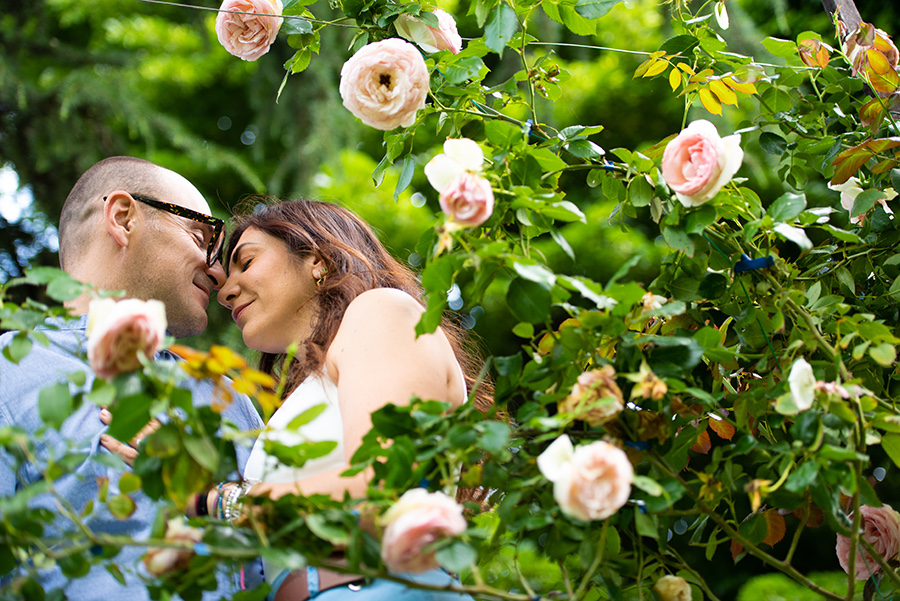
[243,369,344,484]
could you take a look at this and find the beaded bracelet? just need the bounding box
[215,481,229,520]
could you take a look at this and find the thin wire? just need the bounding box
[130,0,354,26]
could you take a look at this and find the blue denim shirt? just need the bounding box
[0,316,266,600]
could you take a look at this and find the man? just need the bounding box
[0,157,264,599]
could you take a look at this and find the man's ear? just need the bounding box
[103,191,138,249]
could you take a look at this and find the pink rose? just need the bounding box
[395,9,462,54]
[557,365,624,427]
[439,173,494,227]
[215,0,283,62]
[537,435,633,522]
[143,518,204,576]
[653,575,691,601]
[836,504,900,580]
[661,119,743,207]
[87,298,167,379]
[380,488,467,573]
[339,39,429,131]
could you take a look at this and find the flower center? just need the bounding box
[379,73,392,88]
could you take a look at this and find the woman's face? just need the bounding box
[217,226,320,354]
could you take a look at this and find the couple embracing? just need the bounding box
[0,157,489,601]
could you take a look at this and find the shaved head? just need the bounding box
[59,157,173,270]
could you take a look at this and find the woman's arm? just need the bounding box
[253,288,465,501]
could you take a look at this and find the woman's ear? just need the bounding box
[310,256,327,280]
[103,191,138,249]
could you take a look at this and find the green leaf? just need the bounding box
[306,513,350,546]
[475,421,510,454]
[512,262,556,289]
[759,131,788,155]
[2,333,32,365]
[182,435,220,473]
[768,192,806,222]
[281,18,313,35]
[761,37,798,58]
[484,120,521,148]
[444,56,484,84]
[484,5,518,56]
[507,277,551,323]
[38,383,73,430]
[632,475,664,496]
[883,434,900,469]
[628,176,653,207]
[286,403,329,429]
[105,393,155,443]
[118,473,141,495]
[698,273,728,299]
[436,541,477,573]
[870,343,897,366]
[739,513,768,545]
[574,0,621,19]
[566,139,605,159]
[46,274,87,302]
[394,155,415,201]
[851,189,882,218]
[108,493,136,520]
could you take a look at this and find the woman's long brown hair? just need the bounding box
[225,198,493,414]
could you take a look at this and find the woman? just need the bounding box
[205,199,488,601]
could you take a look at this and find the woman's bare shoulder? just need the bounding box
[341,288,424,327]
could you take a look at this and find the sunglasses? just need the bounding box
[104,193,225,267]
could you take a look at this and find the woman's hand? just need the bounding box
[98,408,161,466]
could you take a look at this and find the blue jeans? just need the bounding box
[268,567,474,601]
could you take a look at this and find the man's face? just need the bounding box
[122,171,226,338]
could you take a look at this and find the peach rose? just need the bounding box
[558,365,624,427]
[339,38,429,130]
[537,435,633,522]
[653,575,691,601]
[215,0,283,62]
[143,518,204,576]
[836,504,900,580]
[380,488,467,573]
[395,9,462,54]
[87,298,167,379]
[661,119,743,207]
[439,173,494,227]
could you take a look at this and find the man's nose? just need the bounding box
[206,261,226,290]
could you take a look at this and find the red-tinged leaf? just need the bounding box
[831,144,874,185]
[792,504,824,528]
[699,88,722,115]
[730,538,744,561]
[872,158,898,174]
[762,509,786,546]
[691,429,711,454]
[709,418,736,440]
[859,97,885,128]
[865,137,900,153]
[799,39,830,68]
[863,49,900,93]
